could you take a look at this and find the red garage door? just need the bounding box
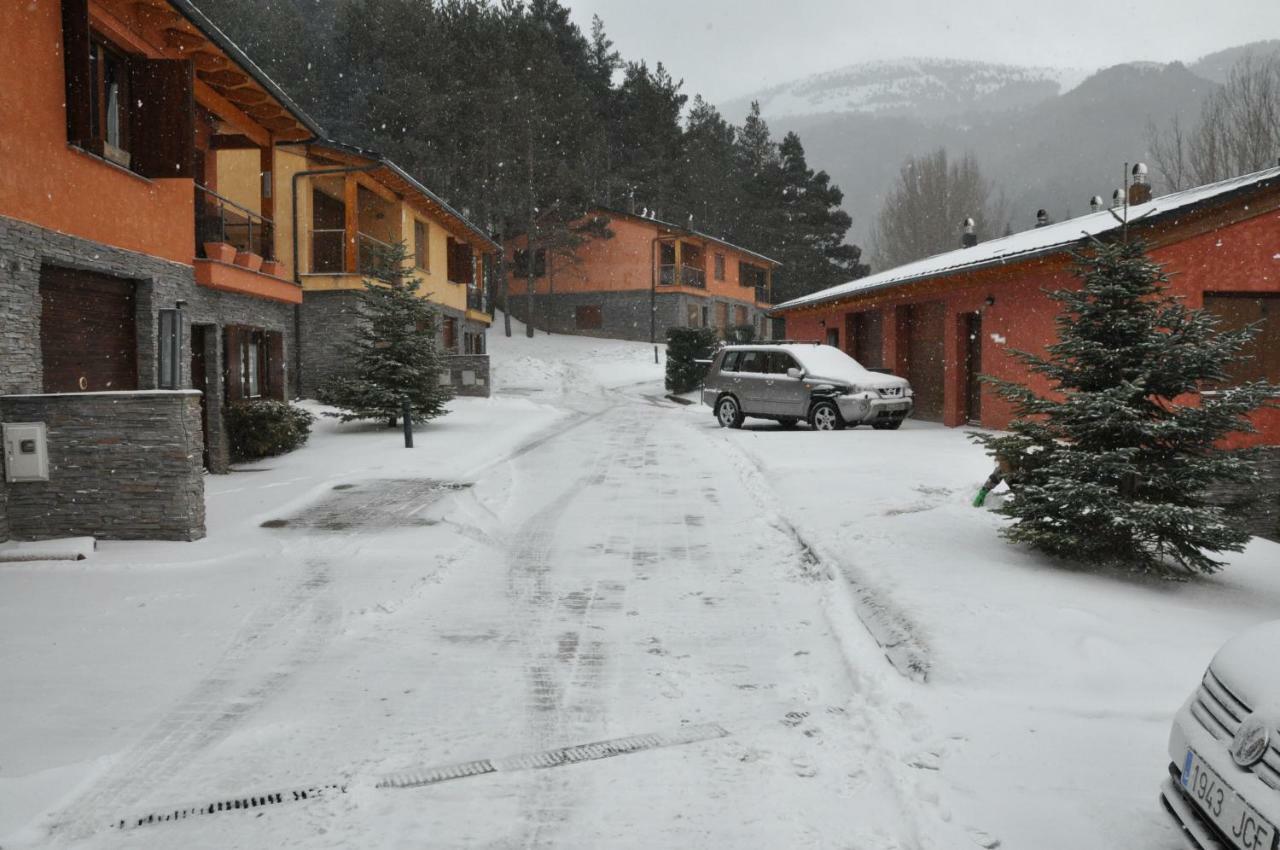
[905,302,946,421]
[40,266,138,393]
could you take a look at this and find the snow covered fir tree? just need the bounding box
[974,239,1278,575]
[317,243,452,426]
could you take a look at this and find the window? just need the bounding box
[463,331,486,355]
[714,254,726,281]
[157,309,183,390]
[721,351,741,372]
[737,351,767,373]
[701,305,710,327]
[575,305,603,330]
[225,326,284,401]
[245,336,261,398]
[687,303,700,327]
[88,39,131,164]
[826,327,839,347]
[715,302,728,329]
[767,352,799,375]
[442,317,457,352]
[513,248,547,278]
[414,220,429,270]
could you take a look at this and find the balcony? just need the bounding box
[467,285,488,313]
[658,264,707,288]
[196,185,273,261]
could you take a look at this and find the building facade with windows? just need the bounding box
[771,167,1280,448]
[278,140,499,398]
[0,0,323,541]
[505,209,778,343]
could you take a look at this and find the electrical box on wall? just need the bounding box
[2,422,50,483]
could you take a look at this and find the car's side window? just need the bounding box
[721,351,740,372]
[768,353,799,375]
[738,351,766,373]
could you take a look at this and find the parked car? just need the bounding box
[701,343,913,431]
[1160,620,1279,850]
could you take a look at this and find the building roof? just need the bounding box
[170,0,324,138]
[773,164,1280,313]
[303,138,501,252]
[597,208,782,267]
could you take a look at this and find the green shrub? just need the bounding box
[665,326,720,393]
[225,400,315,460]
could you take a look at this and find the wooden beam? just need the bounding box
[193,79,270,148]
[163,27,205,50]
[223,86,268,106]
[199,68,251,88]
[190,51,229,72]
[344,174,359,274]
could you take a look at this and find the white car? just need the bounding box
[1160,620,1280,850]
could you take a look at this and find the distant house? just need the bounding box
[505,209,780,342]
[253,139,499,397]
[0,0,324,541]
[770,166,1280,447]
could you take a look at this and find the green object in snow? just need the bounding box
[973,488,990,508]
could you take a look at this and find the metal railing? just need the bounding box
[196,184,273,260]
[467,285,488,313]
[658,264,707,288]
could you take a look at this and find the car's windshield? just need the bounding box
[790,346,876,379]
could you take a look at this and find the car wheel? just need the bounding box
[778,418,799,429]
[716,396,744,429]
[810,400,845,431]
[872,418,904,431]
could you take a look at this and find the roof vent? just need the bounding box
[1090,195,1105,212]
[961,217,977,248]
[1129,162,1152,204]
[1112,188,1127,207]
[1035,209,1051,228]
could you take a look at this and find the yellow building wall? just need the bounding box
[214,149,263,218]
[272,146,311,282]
[403,205,469,312]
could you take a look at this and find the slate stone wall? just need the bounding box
[440,355,491,398]
[0,392,205,541]
[298,290,362,398]
[504,290,764,343]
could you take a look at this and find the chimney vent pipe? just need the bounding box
[961,217,977,248]
[1090,195,1104,212]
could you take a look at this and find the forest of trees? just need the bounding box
[197,0,868,306]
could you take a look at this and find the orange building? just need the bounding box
[0,0,328,476]
[506,209,779,342]
[771,166,1280,448]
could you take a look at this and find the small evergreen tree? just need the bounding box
[318,242,453,425]
[974,239,1277,575]
[665,327,719,393]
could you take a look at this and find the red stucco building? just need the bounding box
[771,166,1280,448]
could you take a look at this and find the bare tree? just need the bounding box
[1149,55,1280,191]
[871,148,1007,269]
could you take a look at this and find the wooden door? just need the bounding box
[40,266,138,392]
[905,302,946,421]
[964,312,983,424]
[850,311,884,369]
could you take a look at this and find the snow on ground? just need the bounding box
[691,411,1280,850]
[3,321,1276,849]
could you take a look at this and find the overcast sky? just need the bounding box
[566,0,1280,104]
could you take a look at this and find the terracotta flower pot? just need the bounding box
[260,260,284,278]
[234,251,263,272]
[203,242,237,263]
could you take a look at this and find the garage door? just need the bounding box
[905,302,946,421]
[1204,295,1280,384]
[846,310,884,368]
[40,266,138,393]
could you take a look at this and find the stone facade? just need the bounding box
[504,290,766,343]
[440,354,491,397]
[0,214,297,476]
[0,392,205,541]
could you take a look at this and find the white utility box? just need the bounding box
[2,422,50,483]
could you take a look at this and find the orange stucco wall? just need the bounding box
[507,215,769,308]
[780,204,1280,447]
[0,1,195,265]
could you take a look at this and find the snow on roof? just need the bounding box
[774,165,1280,313]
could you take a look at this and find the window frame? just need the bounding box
[714,253,726,281]
[88,35,133,164]
[414,219,429,271]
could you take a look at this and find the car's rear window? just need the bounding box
[721,351,740,372]
[737,351,767,373]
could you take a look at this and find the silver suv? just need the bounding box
[701,343,913,431]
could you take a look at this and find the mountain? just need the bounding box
[725,58,1220,251]
[1190,40,1280,83]
[723,58,1087,122]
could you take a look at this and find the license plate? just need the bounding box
[1181,749,1277,849]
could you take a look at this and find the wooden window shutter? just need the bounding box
[267,331,286,400]
[223,325,244,402]
[61,0,92,145]
[129,59,195,178]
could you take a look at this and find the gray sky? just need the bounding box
[567,0,1280,104]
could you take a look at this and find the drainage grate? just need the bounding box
[378,723,730,790]
[115,784,345,831]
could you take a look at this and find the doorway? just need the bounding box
[964,312,983,424]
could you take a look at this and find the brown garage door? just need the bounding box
[1204,294,1280,384]
[40,266,138,393]
[905,302,946,421]
[847,310,884,368]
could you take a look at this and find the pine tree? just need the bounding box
[974,239,1278,575]
[317,243,453,425]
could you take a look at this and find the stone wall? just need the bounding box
[1205,447,1280,542]
[298,290,364,398]
[0,391,205,541]
[503,290,765,343]
[440,354,491,398]
[0,213,297,476]
[0,474,9,543]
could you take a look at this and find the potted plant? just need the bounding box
[203,242,237,263]
[234,251,263,272]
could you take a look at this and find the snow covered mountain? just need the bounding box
[724,58,1089,122]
